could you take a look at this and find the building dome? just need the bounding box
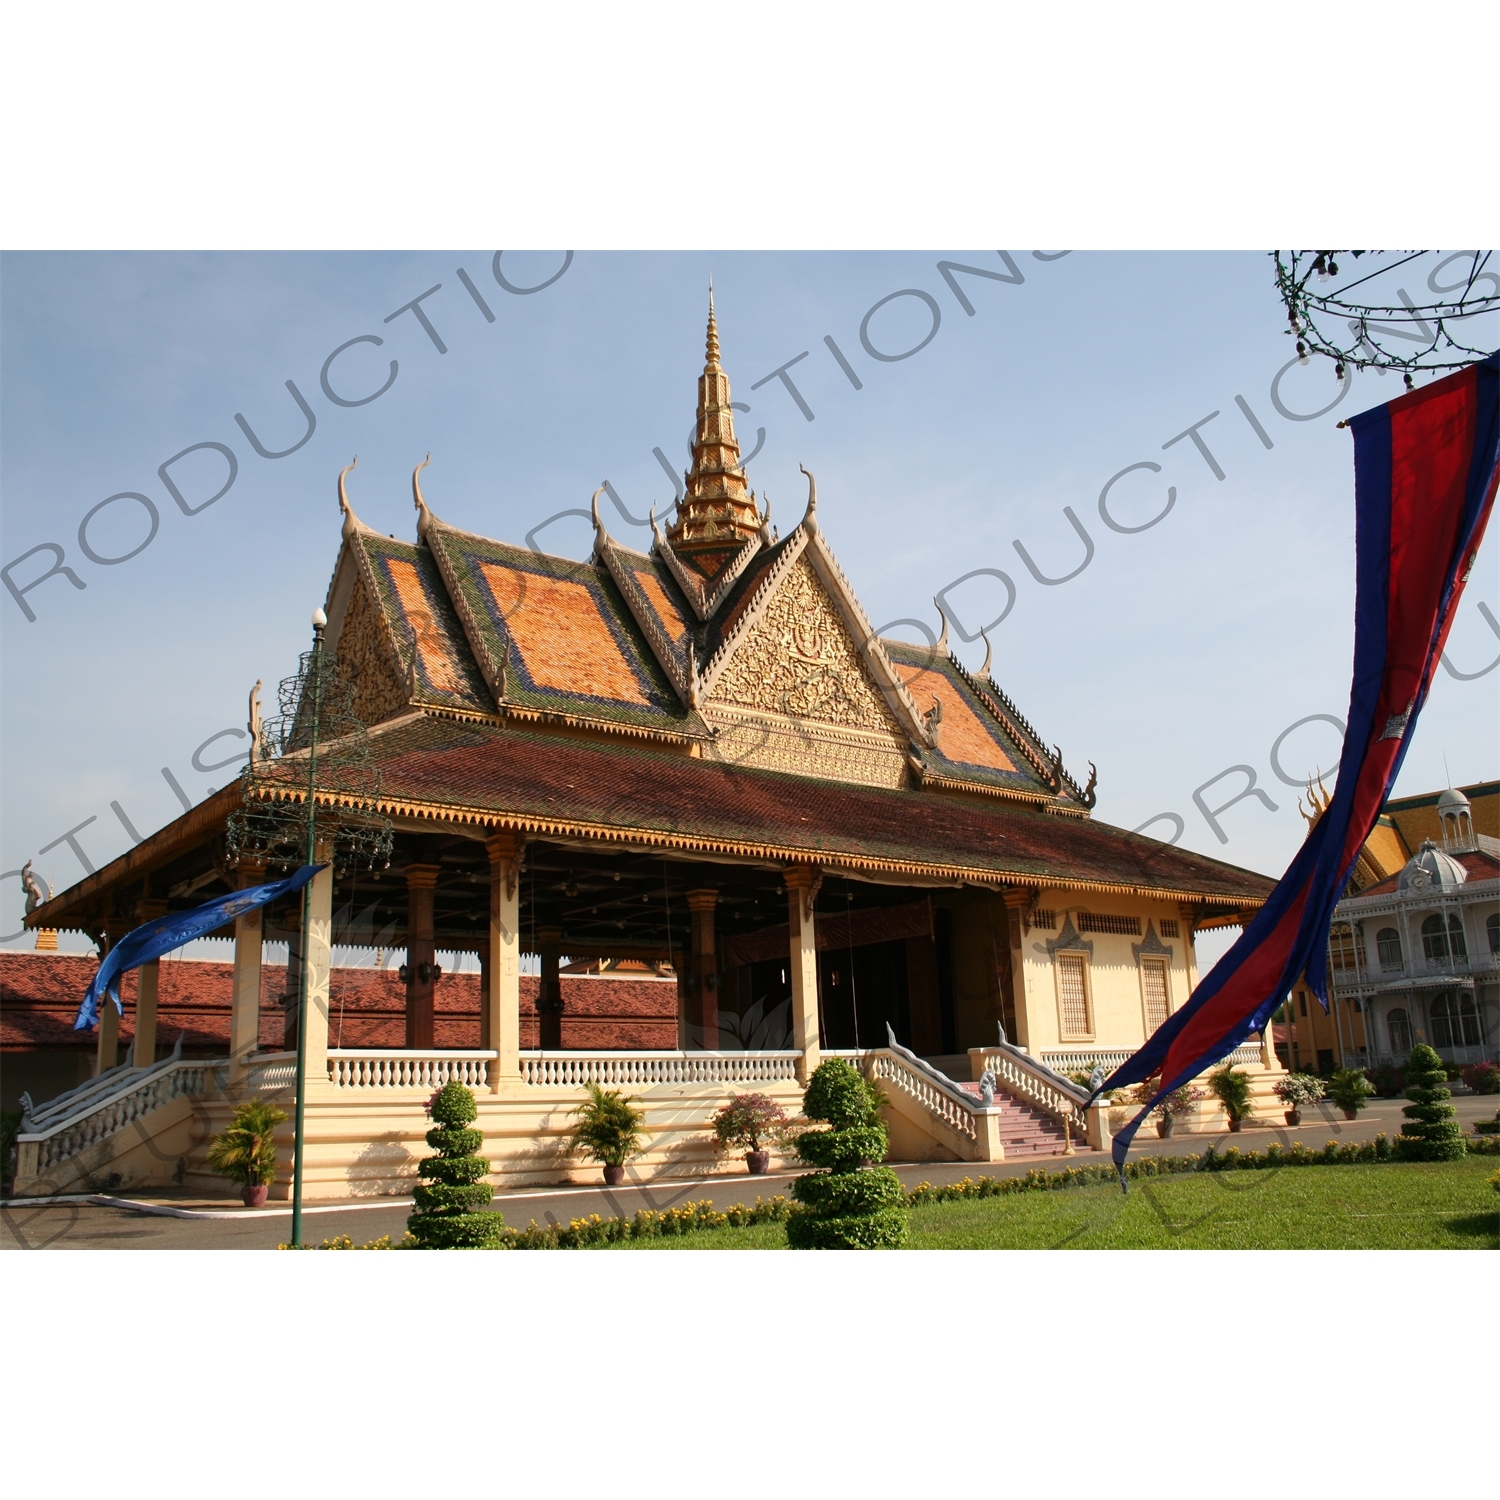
[1397,839,1468,893]
[1437,786,1471,812]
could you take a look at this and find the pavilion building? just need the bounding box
[16,300,1282,1199]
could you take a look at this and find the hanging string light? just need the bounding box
[1272,250,1498,388]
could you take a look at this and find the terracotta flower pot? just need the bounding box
[746,1149,770,1175]
[242,1184,269,1209]
[1156,1116,1174,1139]
[602,1165,625,1186]
[1342,1108,1357,1121]
[1227,1117,1243,1133]
[1284,1109,1301,1127]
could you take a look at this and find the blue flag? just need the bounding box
[73,864,323,1031]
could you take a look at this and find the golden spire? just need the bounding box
[666,288,761,577]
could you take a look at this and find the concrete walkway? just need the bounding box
[5,1093,1495,1251]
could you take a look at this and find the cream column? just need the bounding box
[784,868,821,1082]
[94,921,127,1075]
[132,899,167,1069]
[299,845,334,1096]
[999,889,1034,1049]
[486,832,522,1091]
[229,859,266,1082]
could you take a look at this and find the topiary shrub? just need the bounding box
[406,1081,502,1249]
[1394,1045,1466,1163]
[786,1059,907,1250]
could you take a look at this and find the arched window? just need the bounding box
[1421,913,1467,962]
[1329,923,1358,973]
[1430,992,1480,1049]
[1376,927,1403,970]
[1488,912,1499,954]
[1387,1008,1412,1054]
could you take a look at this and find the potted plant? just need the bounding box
[1208,1065,1254,1132]
[1328,1067,1376,1120]
[1461,1060,1500,1096]
[710,1092,787,1173]
[207,1098,288,1207]
[568,1082,646,1185]
[1131,1078,1204,1137]
[1273,1072,1326,1126]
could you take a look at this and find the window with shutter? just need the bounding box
[1056,952,1091,1037]
[1141,957,1169,1033]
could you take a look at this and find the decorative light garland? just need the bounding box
[1272,250,1498,391]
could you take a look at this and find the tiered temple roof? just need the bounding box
[28,298,1276,941]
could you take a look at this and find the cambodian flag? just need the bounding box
[73,864,322,1031]
[1099,352,1499,1179]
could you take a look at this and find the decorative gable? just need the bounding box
[335,569,412,728]
[703,553,910,788]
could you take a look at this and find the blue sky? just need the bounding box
[3,250,1496,963]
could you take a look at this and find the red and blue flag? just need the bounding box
[1099,352,1500,1179]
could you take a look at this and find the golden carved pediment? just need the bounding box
[707,555,901,740]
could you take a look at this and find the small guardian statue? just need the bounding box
[979,1069,997,1107]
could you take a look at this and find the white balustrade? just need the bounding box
[16,1061,214,1174]
[242,1053,298,1092]
[327,1049,496,1091]
[520,1051,801,1088]
[869,1050,979,1142]
[974,1048,1090,1136]
[1038,1043,1263,1078]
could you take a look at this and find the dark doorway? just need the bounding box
[818,939,911,1050]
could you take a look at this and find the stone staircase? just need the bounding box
[926,1057,1083,1158]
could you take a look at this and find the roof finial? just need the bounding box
[591,483,609,539]
[412,453,434,537]
[933,599,950,654]
[798,464,818,537]
[978,629,992,678]
[338,456,365,540]
[705,280,721,369]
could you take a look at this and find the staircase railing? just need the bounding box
[15,1054,217,1177]
[19,1033,185,1134]
[867,1029,989,1144]
[970,1040,1090,1136]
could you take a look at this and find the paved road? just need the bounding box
[5,1094,1494,1250]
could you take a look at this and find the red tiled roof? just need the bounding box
[1,951,676,1054]
[357,714,1276,903]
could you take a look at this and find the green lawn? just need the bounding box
[606,1159,1499,1250]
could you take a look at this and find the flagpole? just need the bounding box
[290,606,327,1250]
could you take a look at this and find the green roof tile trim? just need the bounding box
[356,714,1276,904]
[880,639,1057,797]
[355,534,492,711]
[424,528,709,736]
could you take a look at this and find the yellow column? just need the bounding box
[299,848,334,1095]
[96,988,121,1075]
[94,920,127,1075]
[229,859,265,1081]
[486,832,522,1091]
[784,868,821,1082]
[133,898,167,1069]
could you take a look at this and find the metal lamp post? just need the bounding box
[289,605,327,1250]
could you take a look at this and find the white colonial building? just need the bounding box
[1328,788,1500,1068]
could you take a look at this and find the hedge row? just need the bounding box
[293,1133,1499,1248]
